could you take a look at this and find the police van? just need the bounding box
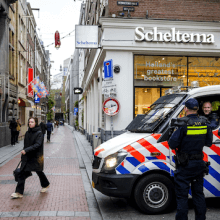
[92,85,220,214]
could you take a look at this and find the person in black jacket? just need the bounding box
[9,118,17,146]
[46,120,53,142]
[11,117,50,199]
[39,120,47,137]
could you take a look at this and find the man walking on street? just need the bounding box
[9,118,17,146]
[40,120,47,138]
[46,120,53,142]
[15,118,21,143]
[168,98,213,220]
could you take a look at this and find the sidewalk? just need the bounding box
[0,141,24,167]
[0,127,54,167]
[0,125,102,220]
[68,126,131,220]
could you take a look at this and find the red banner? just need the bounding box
[28,68,34,97]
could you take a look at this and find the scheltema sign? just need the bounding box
[75,25,98,49]
[135,27,215,44]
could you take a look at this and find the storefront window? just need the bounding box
[134,56,187,87]
[188,57,220,87]
[135,88,160,116]
[134,55,220,117]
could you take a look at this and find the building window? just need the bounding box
[188,57,220,87]
[20,58,23,83]
[134,55,187,87]
[134,55,220,117]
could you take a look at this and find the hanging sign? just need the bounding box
[74,108,78,116]
[103,59,113,80]
[103,98,120,116]
[55,31,61,49]
[34,93,40,103]
[28,68,34,97]
[75,25,98,49]
[74,87,83,94]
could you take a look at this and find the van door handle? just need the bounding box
[213,140,220,145]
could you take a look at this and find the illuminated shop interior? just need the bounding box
[134,55,220,116]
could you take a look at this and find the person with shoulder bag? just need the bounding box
[11,117,50,199]
[15,118,21,143]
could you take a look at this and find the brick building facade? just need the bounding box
[108,0,220,21]
[75,0,220,142]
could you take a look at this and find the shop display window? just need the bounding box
[134,56,187,87]
[188,57,220,87]
[135,88,159,116]
[134,55,220,117]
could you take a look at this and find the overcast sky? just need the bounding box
[28,0,82,84]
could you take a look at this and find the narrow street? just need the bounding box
[0,125,101,220]
[1,125,220,220]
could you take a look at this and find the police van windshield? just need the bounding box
[126,94,186,133]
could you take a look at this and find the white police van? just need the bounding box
[92,85,220,214]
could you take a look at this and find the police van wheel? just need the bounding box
[134,174,174,214]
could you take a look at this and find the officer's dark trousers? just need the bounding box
[47,131,51,141]
[174,160,206,220]
[15,171,50,195]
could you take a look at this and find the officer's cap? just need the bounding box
[185,98,199,110]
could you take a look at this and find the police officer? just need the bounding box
[168,98,213,220]
[201,101,219,130]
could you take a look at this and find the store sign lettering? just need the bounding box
[135,27,215,43]
[144,75,177,82]
[144,61,178,82]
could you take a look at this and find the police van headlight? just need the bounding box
[102,150,128,173]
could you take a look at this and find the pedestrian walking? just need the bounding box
[168,98,213,220]
[11,117,50,199]
[15,118,21,143]
[39,120,47,138]
[46,120,53,142]
[9,118,17,146]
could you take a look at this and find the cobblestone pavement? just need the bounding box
[72,129,220,220]
[0,126,101,220]
[1,126,220,220]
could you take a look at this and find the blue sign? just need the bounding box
[34,93,40,103]
[103,59,113,80]
[74,108,78,116]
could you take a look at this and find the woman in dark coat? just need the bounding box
[11,117,50,199]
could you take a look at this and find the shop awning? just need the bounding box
[18,97,31,107]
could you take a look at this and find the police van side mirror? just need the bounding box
[171,118,178,127]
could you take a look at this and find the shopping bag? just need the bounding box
[13,161,21,182]
[13,161,32,182]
